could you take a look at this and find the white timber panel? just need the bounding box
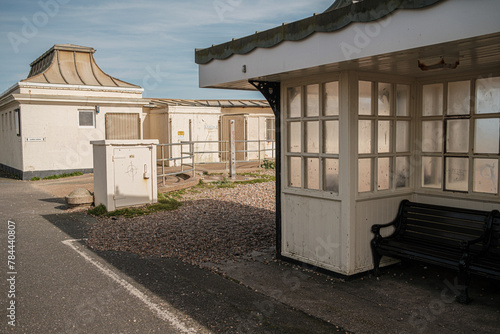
[354,195,411,274]
[282,193,343,272]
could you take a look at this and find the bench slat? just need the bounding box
[403,213,486,231]
[403,220,484,239]
[404,204,490,222]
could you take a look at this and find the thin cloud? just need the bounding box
[0,0,333,99]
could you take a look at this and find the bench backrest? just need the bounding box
[397,201,491,252]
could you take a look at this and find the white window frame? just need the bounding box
[418,75,500,199]
[357,77,413,197]
[283,76,341,197]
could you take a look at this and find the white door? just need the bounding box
[113,147,152,209]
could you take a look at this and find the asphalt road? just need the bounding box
[0,174,342,333]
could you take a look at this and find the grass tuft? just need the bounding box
[38,172,84,180]
[87,195,182,218]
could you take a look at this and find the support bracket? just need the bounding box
[249,80,281,116]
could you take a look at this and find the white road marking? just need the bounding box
[62,239,199,334]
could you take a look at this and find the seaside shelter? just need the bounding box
[195,0,500,276]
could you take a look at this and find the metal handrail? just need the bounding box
[157,139,275,186]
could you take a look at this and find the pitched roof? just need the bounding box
[23,44,141,88]
[195,0,444,65]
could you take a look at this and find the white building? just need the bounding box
[196,0,500,276]
[0,44,275,180]
[144,98,275,165]
[0,44,144,180]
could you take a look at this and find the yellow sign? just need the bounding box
[178,131,184,136]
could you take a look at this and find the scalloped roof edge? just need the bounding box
[195,0,444,65]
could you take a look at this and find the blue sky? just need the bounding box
[1,0,333,99]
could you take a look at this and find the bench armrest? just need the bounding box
[371,200,409,238]
[371,221,397,236]
[460,210,498,253]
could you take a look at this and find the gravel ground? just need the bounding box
[86,178,276,267]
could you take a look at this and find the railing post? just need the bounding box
[161,145,165,186]
[258,139,261,168]
[229,120,236,180]
[181,143,184,172]
[192,141,195,177]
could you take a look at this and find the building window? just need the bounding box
[421,76,500,195]
[358,81,412,193]
[266,118,275,141]
[79,110,95,128]
[286,81,340,193]
[14,109,20,136]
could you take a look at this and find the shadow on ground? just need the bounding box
[42,206,346,333]
[41,197,500,334]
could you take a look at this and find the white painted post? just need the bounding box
[229,120,236,180]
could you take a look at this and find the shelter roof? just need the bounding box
[22,44,141,88]
[149,98,269,108]
[195,0,443,64]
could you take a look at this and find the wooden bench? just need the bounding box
[370,200,499,303]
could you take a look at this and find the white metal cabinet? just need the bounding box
[92,140,158,211]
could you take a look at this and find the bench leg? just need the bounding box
[456,271,472,304]
[371,240,381,277]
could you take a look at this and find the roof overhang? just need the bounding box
[197,0,500,90]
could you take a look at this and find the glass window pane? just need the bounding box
[359,81,372,115]
[79,111,94,127]
[288,86,301,118]
[324,120,339,154]
[324,159,339,193]
[377,158,391,190]
[324,81,339,116]
[422,83,443,116]
[378,83,391,116]
[445,157,469,192]
[396,84,410,117]
[306,84,319,117]
[448,80,470,115]
[475,118,500,154]
[358,159,372,193]
[287,122,301,153]
[359,120,373,154]
[476,77,500,114]
[396,157,410,188]
[306,158,320,190]
[422,121,443,152]
[422,156,442,189]
[306,121,319,153]
[289,157,301,188]
[396,121,410,152]
[378,121,391,153]
[446,119,469,153]
[474,159,498,194]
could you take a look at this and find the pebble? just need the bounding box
[86,180,276,267]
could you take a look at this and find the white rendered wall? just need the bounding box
[0,102,23,171]
[168,106,221,165]
[20,103,143,173]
